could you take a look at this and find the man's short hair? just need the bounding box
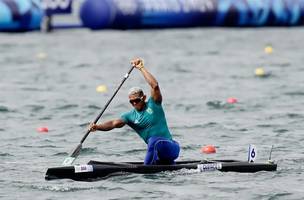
[128,87,144,96]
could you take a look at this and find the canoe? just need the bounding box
[45,159,277,181]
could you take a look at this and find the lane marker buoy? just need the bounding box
[255,67,265,76]
[264,46,273,54]
[227,97,238,104]
[37,127,49,133]
[201,145,216,154]
[36,52,47,59]
[96,85,107,93]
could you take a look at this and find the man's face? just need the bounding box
[129,94,146,111]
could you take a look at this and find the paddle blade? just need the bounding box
[62,156,76,166]
[62,143,82,166]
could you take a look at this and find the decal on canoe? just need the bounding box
[197,163,222,172]
[74,165,93,173]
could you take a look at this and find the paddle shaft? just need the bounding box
[80,65,135,144]
[63,65,135,165]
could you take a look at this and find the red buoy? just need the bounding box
[227,97,238,104]
[201,145,216,154]
[37,127,49,133]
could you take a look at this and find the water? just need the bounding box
[1,28,304,199]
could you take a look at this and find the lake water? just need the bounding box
[0,27,304,199]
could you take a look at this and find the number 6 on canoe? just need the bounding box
[62,65,135,166]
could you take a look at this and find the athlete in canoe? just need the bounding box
[89,58,180,165]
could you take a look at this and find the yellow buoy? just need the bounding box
[36,52,47,59]
[264,46,273,54]
[255,67,265,77]
[96,85,108,93]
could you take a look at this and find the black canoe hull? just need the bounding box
[45,160,277,181]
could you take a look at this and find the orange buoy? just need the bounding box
[227,97,238,104]
[37,127,49,133]
[201,145,216,154]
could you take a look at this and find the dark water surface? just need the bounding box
[0,28,304,199]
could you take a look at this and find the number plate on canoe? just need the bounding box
[74,165,93,173]
[197,163,222,172]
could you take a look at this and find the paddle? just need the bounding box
[62,65,135,166]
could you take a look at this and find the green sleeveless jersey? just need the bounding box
[120,97,172,144]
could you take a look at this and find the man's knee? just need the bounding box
[156,140,180,160]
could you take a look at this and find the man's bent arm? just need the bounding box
[138,62,162,103]
[90,119,125,132]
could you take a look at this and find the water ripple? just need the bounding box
[24,104,45,112]
[0,153,13,157]
[206,101,235,109]
[268,113,304,120]
[181,144,201,151]
[72,63,90,68]
[174,103,199,112]
[171,124,208,129]
[286,113,304,119]
[20,87,49,91]
[80,147,98,155]
[55,104,79,110]
[124,148,145,154]
[53,149,95,157]
[87,104,101,110]
[206,50,219,55]
[0,105,10,112]
[258,192,293,200]
[257,124,273,128]
[273,129,289,133]
[284,91,304,96]
[21,145,58,148]
[174,66,191,73]
[53,152,69,156]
